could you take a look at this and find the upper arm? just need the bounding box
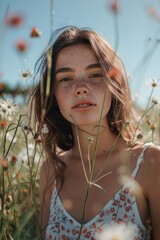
[146,145,160,240]
[39,160,55,239]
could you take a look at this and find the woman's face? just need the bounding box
[54,44,111,127]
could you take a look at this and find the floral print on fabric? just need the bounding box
[46,182,151,240]
[46,143,152,240]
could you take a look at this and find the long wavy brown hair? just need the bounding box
[31,26,136,187]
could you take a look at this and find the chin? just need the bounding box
[67,113,107,127]
[71,118,101,127]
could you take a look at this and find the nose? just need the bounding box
[75,86,89,97]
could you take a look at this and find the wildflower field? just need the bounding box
[0,98,43,239]
[0,90,160,239]
[0,1,160,239]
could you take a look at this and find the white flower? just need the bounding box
[41,124,49,134]
[99,222,135,240]
[146,78,160,88]
[6,132,17,143]
[0,99,18,117]
[152,97,160,105]
[18,59,33,80]
[18,67,33,80]
[18,144,40,163]
[27,143,35,151]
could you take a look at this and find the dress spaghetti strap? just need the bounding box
[131,142,152,178]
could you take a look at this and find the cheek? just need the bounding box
[89,81,105,92]
[54,87,71,119]
[54,86,69,104]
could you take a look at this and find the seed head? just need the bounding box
[88,136,94,144]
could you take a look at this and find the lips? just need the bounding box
[72,100,96,109]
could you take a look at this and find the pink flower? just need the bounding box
[61,226,65,230]
[112,200,119,206]
[123,187,129,194]
[109,1,120,13]
[123,213,128,219]
[72,229,77,235]
[148,7,157,17]
[69,219,73,224]
[108,67,119,79]
[5,13,24,27]
[85,232,91,238]
[11,155,17,164]
[0,82,4,90]
[110,207,115,212]
[92,223,96,229]
[55,222,59,228]
[100,211,105,217]
[82,228,87,234]
[15,40,28,52]
[30,27,42,38]
[120,195,126,201]
[125,207,130,212]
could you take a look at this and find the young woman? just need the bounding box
[31,26,160,239]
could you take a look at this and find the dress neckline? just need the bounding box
[54,178,133,228]
[53,142,152,228]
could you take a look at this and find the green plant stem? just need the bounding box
[4,115,22,157]
[22,128,37,208]
[132,103,155,143]
[5,162,24,195]
[41,49,52,123]
[3,123,19,157]
[87,141,92,174]
[146,87,154,111]
[151,129,155,143]
[90,85,108,179]
[50,0,55,34]
[0,170,5,232]
[33,148,43,185]
[77,184,91,240]
[93,132,121,182]
[76,85,108,239]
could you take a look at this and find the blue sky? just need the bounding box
[0,0,160,106]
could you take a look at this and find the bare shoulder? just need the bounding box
[40,159,55,188]
[133,142,160,192]
[40,149,69,190]
[143,144,160,239]
[139,143,160,193]
[145,143,160,158]
[143,143,160,170]
[39,158,55,204]
[39,159,55,239]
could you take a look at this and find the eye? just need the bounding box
[59,77,73,82]
[89,73,103,79]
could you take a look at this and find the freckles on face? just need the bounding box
[53,44,112,125]
[55,77,105,94]
[54,44,107,95]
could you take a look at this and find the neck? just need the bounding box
[71,122,121,160]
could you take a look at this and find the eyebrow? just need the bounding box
[86,63,101,70]
[55,63,101,76]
